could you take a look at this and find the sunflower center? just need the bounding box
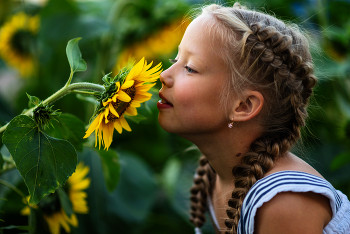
[38,192,61,216]
[11,30,33,55]
[107,85,136,122]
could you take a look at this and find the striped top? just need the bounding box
[206,170,350,234]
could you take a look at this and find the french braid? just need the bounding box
[189,155,216,228]
[189,3,317,234]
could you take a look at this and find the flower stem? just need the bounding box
[71,90,97,96]
[65,70,74,88]
[0,82,105,134]
[29,207,36,234]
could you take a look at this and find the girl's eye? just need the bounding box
[185,65,197,74]
[169,59,197,74]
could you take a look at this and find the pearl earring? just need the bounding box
[228,118,234,128]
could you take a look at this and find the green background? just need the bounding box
[0,0,350,233]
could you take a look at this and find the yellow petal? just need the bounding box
[108,103,119,118]
[121,79,134,89]
[102,98,112,106]
[60,211,71,233]
[120,116,131,132]
[136,83,156,91]
[83,114,102,138]
[142,61,153,71]
[71,178,91,190]
[98,125,103,149]
[69,166,90,185]
[114,120,122,134]
[126,57,144,80]
[115,82,121,91]
[130,101,141,108]
[125,106,137,116]
[112,94,117,102]
[45,214,60,234]
[103,123,114,150]
[118,90,131,102]
[104,108,110,124]
[68,214,78,227]
[134,94,151,102]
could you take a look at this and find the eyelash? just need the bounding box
[169,59,197,74]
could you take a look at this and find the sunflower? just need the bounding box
[84,57,162,150]
[0,12,39,77]
[21,162,90,234]
[114,18,190,69]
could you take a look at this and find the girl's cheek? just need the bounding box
[174,85,195,105]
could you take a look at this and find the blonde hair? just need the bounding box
[189,3,317,234]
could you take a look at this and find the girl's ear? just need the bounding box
[229,90,264,121]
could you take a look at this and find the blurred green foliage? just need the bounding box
[0,0,349,233]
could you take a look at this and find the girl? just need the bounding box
[157,3,350,234]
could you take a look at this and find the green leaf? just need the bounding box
[57,187,73,216]
[2,115,77,206]
[330,151,350,171]
[93,147,120,192]
[26,93,41,109]
[66,38,87,74]
[45,113,86,151]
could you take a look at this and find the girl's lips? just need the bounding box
[158,93,173,109]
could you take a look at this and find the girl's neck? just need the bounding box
[185,122,262,183]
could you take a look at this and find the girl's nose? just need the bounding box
[159,67,174,88]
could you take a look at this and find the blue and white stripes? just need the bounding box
[237,171,343,234]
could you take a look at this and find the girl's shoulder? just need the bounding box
[254,190,332,234]
[238,170,350,234]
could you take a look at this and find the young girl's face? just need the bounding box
[158,16,232,137]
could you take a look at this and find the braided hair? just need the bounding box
[188,3,317,234]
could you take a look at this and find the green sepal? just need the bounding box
[111,66,131,84]
[26,93,41,109]
[102,72,113,86]
[2,115,77,206]
[57,187,73,217]
[66,37,87,74]
[92,147,120,192]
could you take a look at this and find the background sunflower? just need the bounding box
[0,11,39,77]
[21,162,90,234]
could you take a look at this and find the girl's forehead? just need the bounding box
[180,17,219,53]
[179,16,230,73]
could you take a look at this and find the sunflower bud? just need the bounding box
[33,103,61,129]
